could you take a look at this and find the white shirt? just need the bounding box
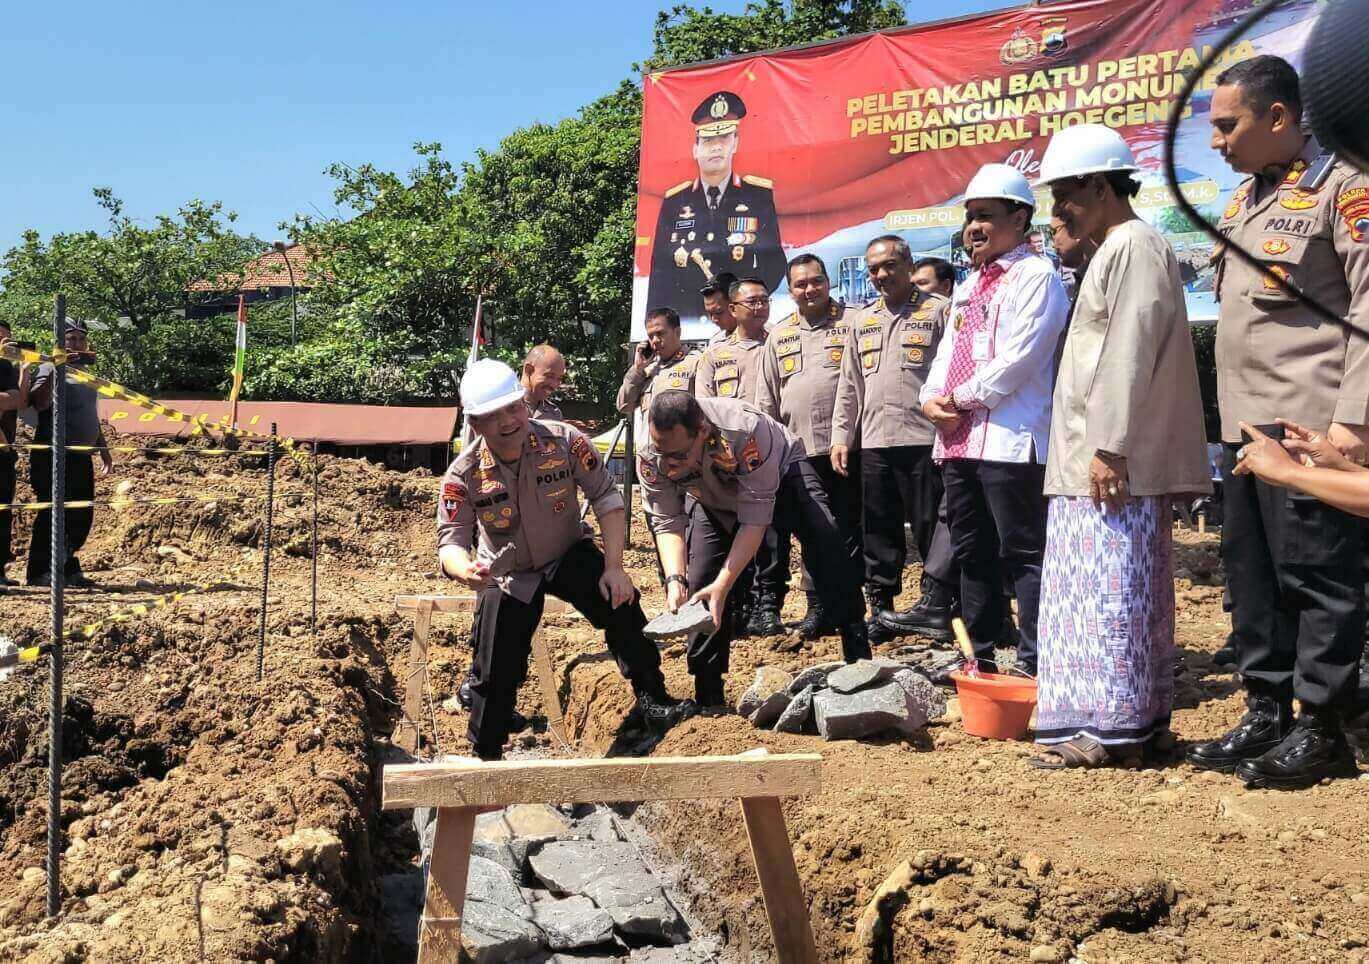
[921,245,1070,464]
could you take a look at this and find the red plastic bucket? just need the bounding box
[950,671,1038,740]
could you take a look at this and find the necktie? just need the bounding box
[706,186,721,211]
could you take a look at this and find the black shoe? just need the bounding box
[457,669,476,710]
[797,593,836,641]
[65,568,94,589]
[1185,695,1292,773]
[865,590,896,646]
[508,709,531,733]
[1236,712,1360,789]
[26,572,51,588]
[840,621,872,664]
[747,600,784,638]
[878,583,955,641]
[636,691,696,729]
[0,567,14,588]
[694,675,726,708]
[1211,637,1238,668]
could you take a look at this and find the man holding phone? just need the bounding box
[615,307,700,424]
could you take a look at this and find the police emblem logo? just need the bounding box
[710,94,729,119]
[906,348,924,364]
[1262,265,1292,290]
[570,435,599,472]
[674,245,689,268]
[553,499,567,514]
[1280,191,1317,212]
[481,510,496,523]
[1262,238,1291,256]
[740,437,763,472]
[829,347,843,364]
[1336,187,1369,242]
[782,356,797,374]
[637,456,657,484]
[862,353,877,370]
[906,333,927,346]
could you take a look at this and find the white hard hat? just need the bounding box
[1035,123,1140,186]
[963,163,1036,209]
[460,358,525,416]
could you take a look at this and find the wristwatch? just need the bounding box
[665,574,688,590]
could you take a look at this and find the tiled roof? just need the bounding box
[188,244,319,293]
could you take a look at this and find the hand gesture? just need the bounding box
[1277,419,1355,472]
[688,578,731,633]
[1233,422,1298,485]
[633,341,654,372]
[1089,452,1129,511]
[922,394,962,432]
[598,564,636,609]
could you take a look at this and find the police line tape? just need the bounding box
[0,343,299,452]
[0,442,272,457]
[0,494,252,513]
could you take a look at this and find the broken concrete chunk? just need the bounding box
[643,599,715,640]
[529,894,617,950]
[788,661,844,695]
[892,668,947,725]
[582,870,689,944]
[774,684,817,734]
[738,666,794,719]
[529,840,645,895]
[462,899,544,962]
[467,854,530,915]
[826,658,905,694]
[813,679,929,741]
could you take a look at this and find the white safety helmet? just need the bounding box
[963,163,1036,210]
[460,358,526,416]
[1035,123,1140,186]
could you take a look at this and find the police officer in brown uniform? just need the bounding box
[638,391,867,706]
[616,307,700,419]
[831,235,950,643]
[756,254,862,639]
[702,272,740,347]
[1186,56,1369,788]
[521,344,566,420]
[439,360,689,760]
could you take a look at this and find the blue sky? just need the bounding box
[0,0,1005,251]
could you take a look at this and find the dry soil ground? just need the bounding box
[1,443,1367,963]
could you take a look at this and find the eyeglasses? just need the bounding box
[731,297,770,309]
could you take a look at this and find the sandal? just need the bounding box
[1030,735,1109,769]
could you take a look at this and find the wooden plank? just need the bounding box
[383,752,822,809]
[740,796,818,964]
[416,806,477,964]
[399,600,434,755]
[529,627,567,745]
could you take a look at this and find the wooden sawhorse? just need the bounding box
[394,594,574,754]
[383,749,821,963]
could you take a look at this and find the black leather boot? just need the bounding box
[878,578,955,641]
[798,592,835,640]
[840,620,872,664]
[747,594,784,637]
[694,674,726,709]
[865,589,896,646]
[457,667,477,710]
[635,689,696,729]
[1211,634,1238,668]
[1236,710,1360,789]
[1185,695,1292,773]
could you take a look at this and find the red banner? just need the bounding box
[632,0,1321,335]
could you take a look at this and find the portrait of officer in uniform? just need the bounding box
[646,90,786,324]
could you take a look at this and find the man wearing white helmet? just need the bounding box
[1031,124,1210,770]
[915,164,1069,675]
[438,359,690,760]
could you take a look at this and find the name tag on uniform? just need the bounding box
[972,331,991,362]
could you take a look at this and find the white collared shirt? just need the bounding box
[921,245,1070,464]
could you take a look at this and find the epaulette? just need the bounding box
[452,438,486,475]
[742,174,773,189]
[776,312,800,329]
[664,180,692,199]
[1302,152,1337,192]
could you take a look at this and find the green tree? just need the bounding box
[0,188,259,388]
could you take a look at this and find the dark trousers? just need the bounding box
[922,491,961,593]
[942,459,1047,672]
[687,460,862,681]
[26,451,95,582]
[796,454,862,594]
[0,451,15,571]
[467,540,666,759]
[860,445,941,600]
[1222,438,1363,711]
[752,528,790,606]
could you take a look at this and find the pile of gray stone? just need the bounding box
[406,802,712,962]
[737,658,948,740]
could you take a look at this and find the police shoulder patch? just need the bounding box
[1336,186,1369,243]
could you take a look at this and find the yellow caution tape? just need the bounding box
[66,580,229,641]
[1,343,298,452]
[0,494,250,512]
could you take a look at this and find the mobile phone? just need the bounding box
[640,342,655,359]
